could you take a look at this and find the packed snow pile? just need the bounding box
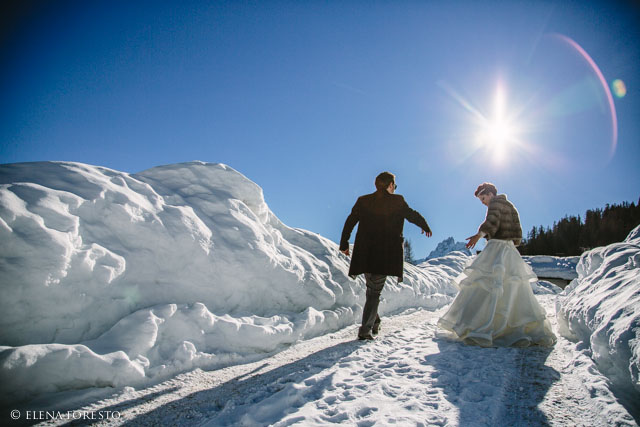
[523,255,579,280]
[420,236,472,261]
[557,224,640,413]
[0,161,465,404]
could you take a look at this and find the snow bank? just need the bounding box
[0,161,465,404]
[523,255,579,280]
[530,280,563,295]
[557,225,640,414]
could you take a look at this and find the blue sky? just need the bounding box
[1,0,639,258]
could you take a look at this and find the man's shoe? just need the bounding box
[372,324,380,335]
[358,333,375,340]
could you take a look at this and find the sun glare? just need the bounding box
[440,34,620,170]
[438,79,529,168]
[475,84,519,163]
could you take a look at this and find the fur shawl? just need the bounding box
[478,194,523,246]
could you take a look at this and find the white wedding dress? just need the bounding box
[438,239,556,347]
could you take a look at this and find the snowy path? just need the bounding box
[35,295,636,426]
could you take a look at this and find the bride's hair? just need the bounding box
[474,182,497,197]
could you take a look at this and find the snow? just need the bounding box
[523,255,580,281]
[0,161,460,405]
[0,160,638,425]
[556,225,640,419]
[416,236,472,263]
[9,296,635,426]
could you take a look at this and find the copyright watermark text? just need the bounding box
[10,409,121,421]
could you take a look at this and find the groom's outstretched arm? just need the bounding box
[401,197,432,237]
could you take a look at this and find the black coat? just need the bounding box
[340,190,431,281]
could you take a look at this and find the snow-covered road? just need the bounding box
[30,294,636,426]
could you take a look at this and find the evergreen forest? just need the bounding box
[518,198,640,256]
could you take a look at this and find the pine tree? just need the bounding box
[404,239,415,264]
[518,198,640,255]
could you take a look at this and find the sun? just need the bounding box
[438,79,528,168]
[479,117,517,162]
[476,84,520,163]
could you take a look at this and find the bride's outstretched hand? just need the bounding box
[421,229,432,237]
[466,233,481,249]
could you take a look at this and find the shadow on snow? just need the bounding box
[424,337,559,426]
[103,340,365,426]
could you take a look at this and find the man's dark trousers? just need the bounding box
[359,273,386,337]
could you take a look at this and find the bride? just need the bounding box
[438,182,556,347]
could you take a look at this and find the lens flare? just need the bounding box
[612,79,627,98]
[551,33,618,160]
[438,34,619,173]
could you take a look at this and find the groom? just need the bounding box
[340,172,432,340]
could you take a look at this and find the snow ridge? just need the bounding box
[557,224,640,418]
[0,161,464,404]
